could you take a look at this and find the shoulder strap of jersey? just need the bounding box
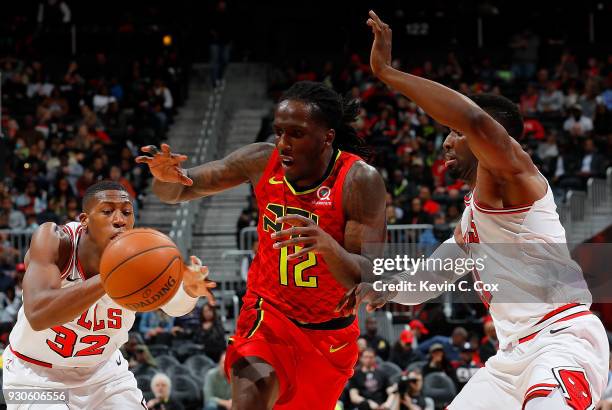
[254,147,279,197]
[59,224,75,278]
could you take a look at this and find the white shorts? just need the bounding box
[448,314,609,409]
[2,347,146,410]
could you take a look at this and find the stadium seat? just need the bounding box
[379,361,402,380]
[171,342,205,362]
[406,360,427,373]
[172,374,201,407]
[155,354,180,371]
[165,363,196,380]
[423,372,457,409]
[184,354,216,380]
[389,372,402,385]
[136,375,152,394]
[147,344,170,357]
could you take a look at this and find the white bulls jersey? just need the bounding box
[9,222,136,368]
[460,184,593,349]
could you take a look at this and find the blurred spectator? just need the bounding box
[389,329,424,370]
[193,303,226,362]
[147,373,184,410]
[564,104,593,137]
[170,304,201,339]
[132,344,159,377]
[418,327,468,362]
[537,81,564,117]
[479,317,498,364]
[15,181,47,216]
[122,331,145,368]
[209,0,232,86]
[0,233,20,269]
[452,343,482,392]
[37,0,71,25]
[578,138,607,180]
[349,348,394,410]
[404,198,432,225]
[520,84,539,116]
[510,29,540,80]
[388,370,434,410]
[418,213,449,255]
[421,343,455,379]
[204,351,232,410]
[357,337,368,356]
[0,263,24,324]
[418,187,440,216]
[408,320,429,348]
[139,310,175,345]
[361,316,390,361]
[109,165,137,200]
[0,198,26,229]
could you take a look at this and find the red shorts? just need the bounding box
[225,293,359,410]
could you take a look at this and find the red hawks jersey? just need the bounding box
[248,148,361,323]
[9,222,135,367]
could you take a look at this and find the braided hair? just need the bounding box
[280,81,371,159]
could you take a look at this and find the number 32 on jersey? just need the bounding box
[263,204,319,288]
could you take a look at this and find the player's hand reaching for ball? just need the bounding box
[182,255,216,304]
[135,143,193,186]
[271,214,337,259]
[367,10,393,78]
[335,281,398,316]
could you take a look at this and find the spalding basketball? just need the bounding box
[100,228,184,312]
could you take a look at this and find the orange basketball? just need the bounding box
[100,228,184,312]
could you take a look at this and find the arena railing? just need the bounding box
[0,229,34,262]
[168,79,226,257]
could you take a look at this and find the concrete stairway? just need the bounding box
[191,64,270,278]
[138,75,211,234]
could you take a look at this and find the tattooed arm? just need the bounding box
[136,143,274,204]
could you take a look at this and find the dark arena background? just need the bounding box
[0,1,611,409]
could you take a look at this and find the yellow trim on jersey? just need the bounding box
[283,150,342,195]
[247,298,264,338]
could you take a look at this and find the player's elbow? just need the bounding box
[24,306,47,331]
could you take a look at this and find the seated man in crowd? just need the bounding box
[388,370,434,410]
[349,348,395,410]
[389,329,424,370]
[361,316,390,361]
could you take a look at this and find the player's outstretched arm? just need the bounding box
[136,142,274,204]
[336,228,468,315]
[367,10,535,177]
[22,223,107,331]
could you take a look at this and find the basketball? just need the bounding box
[100,228,184,312]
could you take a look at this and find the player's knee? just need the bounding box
[524,388,572,410]
[231,356,279,410]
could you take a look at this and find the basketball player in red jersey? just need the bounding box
[136,81,387,409]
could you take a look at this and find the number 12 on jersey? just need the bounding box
[263,204,319,288]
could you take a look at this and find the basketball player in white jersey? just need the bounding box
[337,11,609,410]
[3,181,216,409]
